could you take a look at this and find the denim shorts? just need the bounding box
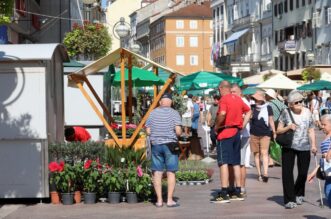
[151,144,179,172]
[217,130,241,166]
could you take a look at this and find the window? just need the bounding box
[221,5,224,15]
[189,20,198,29]
[285,55,289,70]
[213,9,216,19]
[302,51,306,67]
[274,4,278,17]
[176,55,185,65]
[284,0,288,13]
[307,19,312,37]
[296,53,300,68]
[274,57,278,69]
[302,0,305,7]
[327,8,331,25]
[296,0,299,8]
[308,0,311,3]
[275,30,278,45]
[190,36,198,47]
[290,55,294,70]
[176,20,184,29]
[290,0,293,10]
[176,36,184,47]
[16,0,26,16]
[217,7,219,18]
[280,56,283,70]
[190,55,198,66]
[278,3,283,15]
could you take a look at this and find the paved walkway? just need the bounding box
[1,130,331,219]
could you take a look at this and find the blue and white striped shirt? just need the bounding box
[320,137,331,154]
[146,106,182,145]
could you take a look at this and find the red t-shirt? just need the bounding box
[73,126,91,142]
[217,94,250,140]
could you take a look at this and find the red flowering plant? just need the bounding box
[110,123,138,138]
[48,161,75,193]
[82,159,102,193]
[125,164,152,200]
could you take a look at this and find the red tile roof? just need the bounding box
[165,1,212,19]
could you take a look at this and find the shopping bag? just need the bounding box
[269,141,282,165]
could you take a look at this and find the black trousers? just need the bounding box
[281,148,311,204]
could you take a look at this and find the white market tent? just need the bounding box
[243,69,285,85]
[257,74,299,90]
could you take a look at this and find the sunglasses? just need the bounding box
[293,100,303,105]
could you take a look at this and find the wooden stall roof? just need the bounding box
[68,48,184,86]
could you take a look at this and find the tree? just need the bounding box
[0,0,14,24]
[301,67,321,82]
[63,21,111,60]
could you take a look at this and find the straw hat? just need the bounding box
[265,89,277,99]
[252,90,266,101]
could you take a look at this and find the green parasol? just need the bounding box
[297,80,331,91]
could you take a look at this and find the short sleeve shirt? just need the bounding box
[73,126,91,142]
[182,99,193,118]
[250,105,273,137]
[217,94,250,140]
[279,107,313,151]
[146,107,182,145]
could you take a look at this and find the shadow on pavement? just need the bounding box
[267,195,284,206]
[303,215,328,219]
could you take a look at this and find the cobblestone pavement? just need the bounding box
[1,129,330,219]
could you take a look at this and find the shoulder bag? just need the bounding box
[276,108,295,148]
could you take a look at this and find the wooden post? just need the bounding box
[128,54,133,124]
[128,73,176,146]
[153,66,158,101]
[83,77,115,124]
[120,51,127,145]
[76,82,120,146]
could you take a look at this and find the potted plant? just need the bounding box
[102,167,125,204]
[72,162,84,203]
[82,159,101,204]
[49,161,75,205]
[125,165,152,203]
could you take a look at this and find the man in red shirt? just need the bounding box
[211,81,251,203]
[65,126,91,142]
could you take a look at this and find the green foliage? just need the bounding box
[49,142,106,163]
[172,93,187,115]
[176,160,213,181]
[125,165,152,200]
[0,0,14,24]
[104,146,147,169]
[102,167,125,192]
[63,21,111,60]
[82,160,101,193]
[302,67,321,82]
[263,72,274,81]
[50,163,76,193]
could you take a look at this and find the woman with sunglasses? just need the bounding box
[277,90,317,209]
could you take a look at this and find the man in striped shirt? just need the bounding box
[146,93,182,208]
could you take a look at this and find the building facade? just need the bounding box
[211,0,273,77]
[149,1,213,74]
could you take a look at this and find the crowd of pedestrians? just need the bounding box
[146,82,331,209]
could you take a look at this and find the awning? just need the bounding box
[223,28,249,45]
[286,50,296,55]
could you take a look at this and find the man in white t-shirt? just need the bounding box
[230,84,251,196]
[182,94,194,137]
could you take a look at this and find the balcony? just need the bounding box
[262,10,272,19]
[233,15,258,29]
[278,40,297,52]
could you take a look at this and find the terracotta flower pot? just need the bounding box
[74,191,82,204]
[50,191,60,204]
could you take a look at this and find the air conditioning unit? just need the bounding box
[266,3,271,11]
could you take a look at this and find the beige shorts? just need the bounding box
[250,135,271,153]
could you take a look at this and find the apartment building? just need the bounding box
[149,1,213,74]
[314,0,331,65]
[212,0,273,77]
[273,0,314,72]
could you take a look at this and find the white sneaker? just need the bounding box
[296,196,304,205]
[285,202,297,209]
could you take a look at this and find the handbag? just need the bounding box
[276,108,295,148]
[269,141,282,164]
[166,142,181,155]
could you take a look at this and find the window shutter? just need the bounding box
[328,8,331,24]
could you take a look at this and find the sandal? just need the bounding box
[155,203,163,208]
[262,175,269,183]
[258,175,263,182]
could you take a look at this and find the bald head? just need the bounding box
[218,81,231,96]
[231,84,242,96]
[159,98,172,107]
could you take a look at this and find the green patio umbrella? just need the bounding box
[297,80,331,91]
[112,67,165,87]
[242,87,258,95]
[179,71,243,91]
